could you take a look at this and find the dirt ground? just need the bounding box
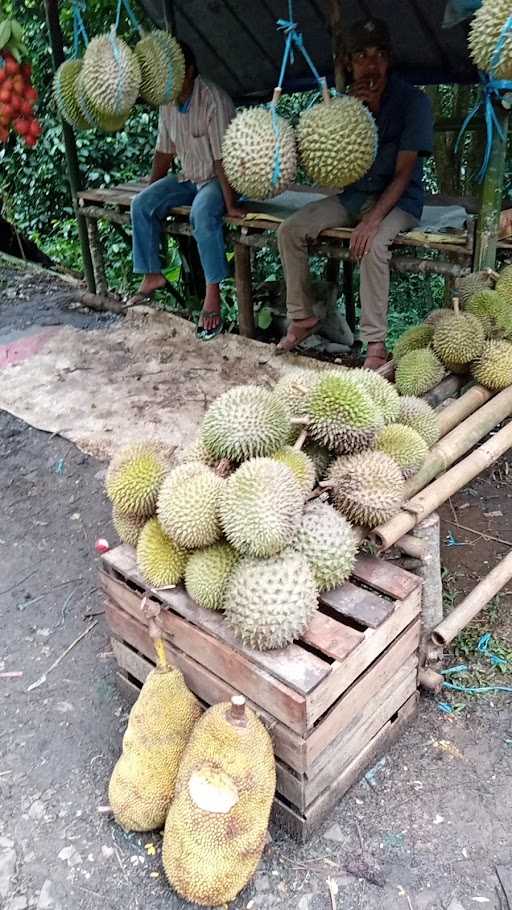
[2,261,512,910]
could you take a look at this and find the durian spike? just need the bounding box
[293,428,308,450]
[140,595,169,670]
[228,694,247,727]
[271,86,282,106]
[321,77,331,104]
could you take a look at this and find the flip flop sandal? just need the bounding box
[275,320,319,355]
[196,313,224,341]
[126,279,173,308]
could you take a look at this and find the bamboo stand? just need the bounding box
[410,514,443,634]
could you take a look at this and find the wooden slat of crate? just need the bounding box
[301,612,363,661]
[320,581,394,629]
[101,548,331,696]
[272,693,418,843]
[351,556,420,600]
[306,586,421,727]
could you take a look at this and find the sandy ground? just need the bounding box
[2,262,512,910]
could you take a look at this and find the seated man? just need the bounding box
[129,42,243,338]
[277,18,434,368]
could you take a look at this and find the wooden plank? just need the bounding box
[271,693,418,843]
[306,622,420,766]
[101,547,330,695]
[301,612,363,661]
[234,241,256,338]
[351,556,421,600]
[108,618,307,772]
[305,662,417,804]
[320,580,395,629]
[78,188,136,207]
[105,595,308,734]
[306,587,421,726]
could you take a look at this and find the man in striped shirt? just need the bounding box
[130,43,243,338]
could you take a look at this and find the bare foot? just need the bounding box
[127,273,168,306]
[276,316,319,353]
[363,342,388,370]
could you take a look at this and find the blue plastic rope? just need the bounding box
[121,0,142,32]
[490,13,512,75]
[71,0,89,56]
[444,681,512,694]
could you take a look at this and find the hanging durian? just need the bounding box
[297,95,377,188]
[135,30,185,106]
[222,107,297,199]
[54,60,90,130]
[469,0,512,79]
[163,696,276,906]
[80,31,141,119]
[108,600,202,831]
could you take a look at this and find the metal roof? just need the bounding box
[139,1,478,101]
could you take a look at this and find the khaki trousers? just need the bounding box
[277,196,418,343]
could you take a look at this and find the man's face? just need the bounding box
[350,46,390,91]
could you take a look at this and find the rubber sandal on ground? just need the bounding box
[196,311,224,341]
[275,319,319,355]
[126,279,172,307]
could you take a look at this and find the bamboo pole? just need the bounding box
[402,384,512,501]
[371,420,512,550]
[474,103,510,270]
[437,385,494,437]
[327,0,346,93]
[411,513,443,632]
[394,533,428,560]
[44,0,96,294]
[431,550,512,646]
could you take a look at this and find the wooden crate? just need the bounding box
[100,545,421,842]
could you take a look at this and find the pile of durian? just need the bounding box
[54,27,185,133]
[393,264,512,397]
[106,365,442,652]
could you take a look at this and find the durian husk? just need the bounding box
[222,107,297,200]
[136,518,188,588]
[81,32,141,118]
[135,30,185,106]
[468,0,512,79]
[297,95,378,188]
[327,450,405,528]
[54,60,90,130]
[471,339,512,391]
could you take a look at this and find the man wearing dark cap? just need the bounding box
[277,17,433,368]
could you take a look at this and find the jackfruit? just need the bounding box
[185,542,239,611]
[375,423,429,479]
[306,370,383,454]
[394,349,445,396]
[456,270,495,305]
[469,0,512,79]
[273,368,321,418]
[292,500,357,592]
[327,450,405,528]
[162,696,275,905]
[346,368,401,423]
[224,550,318,649]
[54,60,90,130]
[136,518,188,588]
[201,385,291,462]
[471,339,512,390]
[432,311,485,367]
[496,265,512,303]
[106,441,169,517]
[393,325,434,362]
[80,32,141,119]
[222,107,297,199]
[219,458,303,557]
[157,463,223,549]
[135,30,185,106]
[112,506,147,547]
[297,96,378,188]
[108,621,201,832]
[271,446,316,493]
[398,397,440,448]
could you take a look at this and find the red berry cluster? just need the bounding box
[0,52,41,147]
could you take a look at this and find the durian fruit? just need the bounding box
[424,308,452,327]
[112,506,147,547]
[398,396,440,448]
[162,696,275,906]
[471,339,512,390]
[394,349,445,397]
[53,60,90,130]
[220,458,303,557]
[375,423,429,479]
[80,32,141,119]
[297,96,377,188]
[224,550,318,650]
[184,543,238,611]
[496,265,512,303]
[346,368,401,423]
[303,442,333,481]
[76,72,128,132]
[465,289,512,338]
[271,446,316,494]
[106,441,169,517]
[432,310,485,368]
[456,270,495,306]
[135,30,185,106]
[327,450,405,528]
[306,371,383,454]
[201,385,291,462]
[136,518,188,588]
[273,368,321,418]
[222,107,297,200]
[469,0,512,79]
[393,325,434,362]
[292,500,357,592]
[109,615,202,832]
[157,463,223,549]
[176,437,219,468]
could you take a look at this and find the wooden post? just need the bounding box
[86,219,108,296]
[474,102,510,270]
[342,259,356,333]
[411,513,443,633]
[327,0,346,93]
[44,0,96,294]
[234,241,256,338]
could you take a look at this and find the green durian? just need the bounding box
[393,325,434,362]
[327,451,405,529]
[292,500,357,592]
[157,463,223,549]
[185,543,239,611]
[375,423,429,479]
[394,349,445,396]
[201,385,291,462]
[136,518,188,588]
[471,339,512,390]
[106,441,169,517]
[397,397,440,448]
[306,370,383,454]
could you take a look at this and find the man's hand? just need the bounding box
[226,205,245,220]
[350,215,381,261]
[349,78,381,111]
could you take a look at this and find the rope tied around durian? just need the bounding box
[456,13,512,180]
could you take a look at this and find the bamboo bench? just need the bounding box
[78,179,485,339]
